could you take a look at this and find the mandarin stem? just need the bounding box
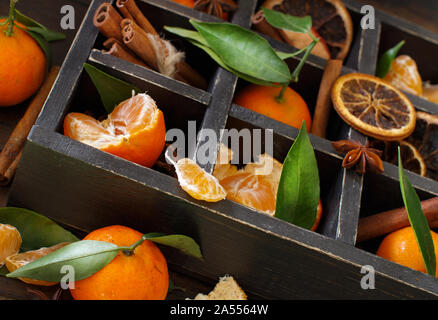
[5,0,18,37]
[291,34,319,82]
[120,234,148,256]
[275,83,288,103]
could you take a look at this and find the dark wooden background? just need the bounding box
[0,0,437,300]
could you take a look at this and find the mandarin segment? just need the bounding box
[5,242,70,286]
[384,55,423,96]
[0,224,21,267]
[64,93,166,167]
[332,73,416,141]
[175,158,227,202]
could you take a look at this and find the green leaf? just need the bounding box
[7,240,118,282]
[376,40,405,78]
[188,39,277,87]
[275,121,320,229]
[262,8,312,34]
[0,207,79,252]
[164,26,208,46]
[190,20,291,84]
[143,233,203,259]
[398,148,436,276]
[15,10,65,42]
[275,48,307,60]
[23,28,52,68]
[84,63,140,113]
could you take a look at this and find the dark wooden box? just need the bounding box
[7,0,438,298]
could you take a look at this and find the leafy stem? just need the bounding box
[119,234,149,256]
[291,32,319,83]
[5,0,18,37]
[275,83,289,103]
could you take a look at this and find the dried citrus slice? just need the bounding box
[384,55,423,96]
[261,0,353,59]
[406,111,438,180]
[175,158,227,202]
[5,242,70,286]
[0,224,21,267]
[332,73,416,141]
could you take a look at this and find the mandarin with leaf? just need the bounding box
[377,226,438,276]
[234,84,311,131]
[0,18,46,107]
[70,225,169,300]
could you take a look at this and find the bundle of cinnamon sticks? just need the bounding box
[94,0,207,90]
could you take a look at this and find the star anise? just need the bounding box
[194,0,238,20]
[332,140,384,174]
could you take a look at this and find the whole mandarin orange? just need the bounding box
[377,226,438,276]
[234,84,312,131]
[0,19,46,107]
[70,225,169,300]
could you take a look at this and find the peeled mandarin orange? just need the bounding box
[384,55,423,96]
[234,84,311,131]
[0,224,21,267]
[0,19,46,107]
[377,226,438,276]
[175,158,227,202]
[70,225,169,300]
[64,93,166,167]
[5,242,70,286]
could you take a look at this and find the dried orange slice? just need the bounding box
[406,111,438,180]
[332,73,416,141]
[384,55,423,96]
[0,224,21,267]
[5,242,70,286]
[261,0,353,59]
[175,158,227,202]
[64,93,166,168]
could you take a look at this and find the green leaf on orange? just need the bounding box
[83,63,140,113]
[190,20,291,84]
[0,207,79,252]
[143,233,203,259]
[376,40,405,79]
[275,121,320,229]
[262,8,312,34]
[7,240,119,282]
[15,9,65,42]
[398,147,436,276]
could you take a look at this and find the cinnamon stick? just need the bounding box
[103,39,150,69]
[357,197,438,242]
[0,66,60,186]
[116,0,158,36]
[121,19,158,70]
[310,59,343,138]
[93,3,124,42]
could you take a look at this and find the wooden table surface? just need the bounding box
[0,0,437,300]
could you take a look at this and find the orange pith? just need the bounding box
[377,226,438,276]
[332,73,416,141]
[175,158,227,202]
[234,84,312,131]
[63,93,166,167]
[70,225,169,300]
[0,19,46,107]
[5,242,70,286]
[384,55,423,96]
